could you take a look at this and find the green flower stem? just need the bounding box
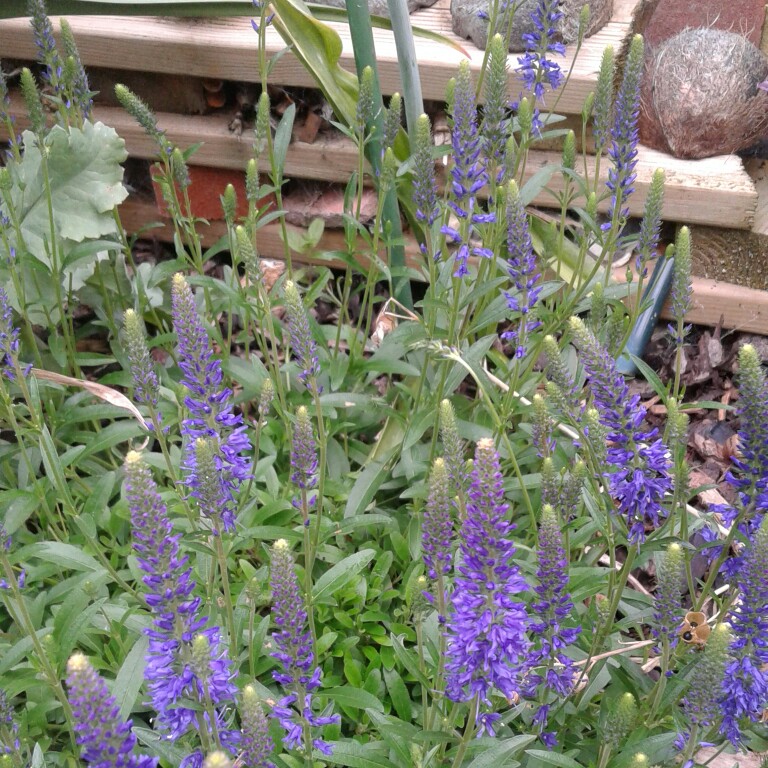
[592,546,636,660]
[414,618,430,726]
[451,695,479,768]
[680,724,700,768]
[213,533,238,661]
[345,0,412,308]
[301,487,318,645]
[647,636,671,720]
[194,711,214,754]
[308,389,328,585]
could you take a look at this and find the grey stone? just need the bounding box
[315,0,438,16]
[450,0,613,52]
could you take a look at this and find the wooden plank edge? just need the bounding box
[121,198,768,335]
[0,1,631,115]
[2,94,757,230]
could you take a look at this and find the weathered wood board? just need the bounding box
[0,0,638,115]
[1,93,757,229]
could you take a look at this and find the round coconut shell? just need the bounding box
[450,0,612,52]
[640,28,768,159]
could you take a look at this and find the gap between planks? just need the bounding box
[1,93,756,230]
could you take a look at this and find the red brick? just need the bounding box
[153,165,274,221]
[641,0,766,49]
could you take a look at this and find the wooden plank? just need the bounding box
[612,262,768,336]
[0,0,639,115]
[744,157,768,236]
[121,197,768,335]
[658,276,768,336]
[2,93,756,229]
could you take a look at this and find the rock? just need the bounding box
[314,0,437,16]
[450,0,612,52]
[640,28,768,158]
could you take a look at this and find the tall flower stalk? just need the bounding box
[444,439,529,738]
[171,273,250,534]
[568,317,672,543]
[422,457,453,615]
[124,452,239,762]
[516,0,566,135]
[65,653,156,768]
[440,61,495,281]
[525,504,580,743]
[269,540,339,759]
[502,179,542,361]
[604,35,644,240]
[720,516,768,746]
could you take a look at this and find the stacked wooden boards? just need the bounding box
[1,0,767,332]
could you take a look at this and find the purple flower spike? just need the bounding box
[240,686,275,768]
[502,180,542,358]
[291,406,318,496]
[171,273,250,533]
[269,540,339,755]
[124,452,239,754]
[720,516,768,746]
[440,61,495,278]
[65,652,157,768]
[705,345,768,575]
[27,0,64,97]
[605,35,643,230]
[445,439,529,713]
[0,687,20,757]
[516,0,566,123]
[525,504,580,713]
[569,317,672,543]
[0,286,31,382]
[283,281,322,393]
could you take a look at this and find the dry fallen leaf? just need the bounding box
[32,368,149,432]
